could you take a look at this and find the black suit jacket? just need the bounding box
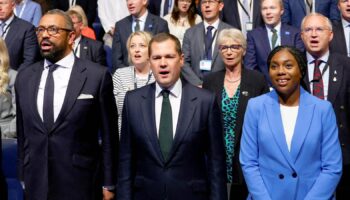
[221,0,263,30]
[203,68,269,186]
[330,21,348,56]
[118,81,227,200]
[15,57,118,200]
[148,0,162,16]
[51,0,97,26]
[78,36,106,66]
[303,53,350,165]
[5,16,40,70]
[112,13,169,71]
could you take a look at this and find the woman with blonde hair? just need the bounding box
[0,39,17,138]
[69,5,96,40]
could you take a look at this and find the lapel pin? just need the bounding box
[242,91,249,96]
[285,31,290,35]
[333,77,337,82]
[83,46,88,49]
[334,70,337,75]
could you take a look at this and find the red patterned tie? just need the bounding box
[312,59,324,99]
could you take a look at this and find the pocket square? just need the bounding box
[77,94,94,99]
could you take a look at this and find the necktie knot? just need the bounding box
[48,64,59,73]
[207,26,214,33]
[134,19,140,32]
[161,90,170,98]
[313,59,322,68]
[271,28,277,33]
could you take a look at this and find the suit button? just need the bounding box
[292,172,297,178]
[341,143,345,147]
[278,174,284,179]
[340,124,343,128]
[340,106,345,110]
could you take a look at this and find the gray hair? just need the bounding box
[217,28,247,50]
[301,13,333,31]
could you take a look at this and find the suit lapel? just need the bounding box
[211,22,224,69]
[140,84,165,164]
[79,37,88,60]
[50,58,87,132]
[327,55,343,103]
[265,91,294,168]
[144,14,155,34]
[280,25,292,46]
[166,82,197,163]
[233,1,241,29]
[262,27,271,53]
[29,61,46,132]
[4,17,18,46]
[297,0,306,15]
[196,23,205,62]
[290,88,315,163]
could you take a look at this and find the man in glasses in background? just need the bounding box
[182,0,232,87]
[15,9,118,200]
[301,13,350,199]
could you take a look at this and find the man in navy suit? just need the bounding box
[329,0,350,57]
[118,33,227,200]
[15,10,118,200]
[0,0,40,70]
[112,0,169,71]
[67,9,106,66]
[282,0,340,28]
[244,0,304,85]
[301,13,350,200]
[221,0,264,34]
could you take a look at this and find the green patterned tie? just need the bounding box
[271,28,278,49]
[159,90,173,160]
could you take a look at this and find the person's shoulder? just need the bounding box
[12,16,35,29]
[116,15,132,26]
[82,36,103,46]
[75,58,107,74]
[125,82,154,98]
[282,23,300,33]
[27,0,41,8]
[219,20,233,29]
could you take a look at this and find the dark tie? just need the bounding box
[43,64,59,131]
[134,19,140,32]
[271,28,278,49]
[159,90,173,160]
[205,26,214,60]
[312,59,324,99]
[0,23,5,36]
[163,0,170,16]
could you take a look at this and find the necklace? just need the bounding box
[225,78,241,83]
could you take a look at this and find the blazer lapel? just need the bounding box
[290,88,315,163]
[297,0,306,15]
[280,25,293,46]
[144,14,155,34]
[4,17,18,45]
[50,58,87,132]
[262,27,271,53]
[327,55,343,103]
[140,84,165,164]
[265,91,294,168]
[166,82,197,163]
[79,37,88,60]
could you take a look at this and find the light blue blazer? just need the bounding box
[240,87,342,200]
[15,0,42,27]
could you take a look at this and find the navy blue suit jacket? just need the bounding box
[221,0,263,30]
[118,81,227,200]
[244,24,304,85]
[282,0,340,28]
[15,58,118,200]
[5,16,40,70]
[112,13,169,71]
[330,21,348,56]
[79,36,106,66]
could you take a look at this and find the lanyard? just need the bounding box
[237,0,251,20]
[73,38,81,56]
[1,19,14,38]
[134,68,152,89]
[14,0,27,18]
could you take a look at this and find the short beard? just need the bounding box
[40,47,66,63]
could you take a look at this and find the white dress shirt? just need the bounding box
[97,0,128,32]
[266,22,281,49]
[307,51,330,100]
[133,11,148,32]
[37,52,75,122]
[280,104,299,152]
[73,35,81,58]
[155,79,182,137]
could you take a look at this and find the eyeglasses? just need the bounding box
[179,0,191,3]
[302,27,331,34]
[219,44,242,52]
[201,0,220,5]
[36,26,72,36]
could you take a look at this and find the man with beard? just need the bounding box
[15,9,118,200]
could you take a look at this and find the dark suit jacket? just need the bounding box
[0,134,8,200]
[221,0,263,30]
[147,0,162,16]
[330,21,348,56]
[118,81,227,200]
[282,0,340,28]
[5,16,40,70]
[203,68,269,186]
[112,13,169,71]
[51,0,97,27]
[244,24,305,85]
[303,53,350,165]
[182,21,232,86]
[78,36,106,66]
[15,58,118,200]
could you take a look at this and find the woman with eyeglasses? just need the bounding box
[163,0,201,45]
[240,46,342,200]
[203,28,269,200]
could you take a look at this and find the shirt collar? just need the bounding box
[155,78,182,98]
[0,14,15,25]
[44,52,75,69]
[306,50,330,64]
[265,22,282,33]
[341,17,350,28]
[204,18,220,30]
[133,10,148,23]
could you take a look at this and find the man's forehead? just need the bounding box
[40,14,65,26]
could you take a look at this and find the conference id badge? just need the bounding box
[246,22,253,31]
[200,60,212,71]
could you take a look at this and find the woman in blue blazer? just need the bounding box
[240,46,342,200]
